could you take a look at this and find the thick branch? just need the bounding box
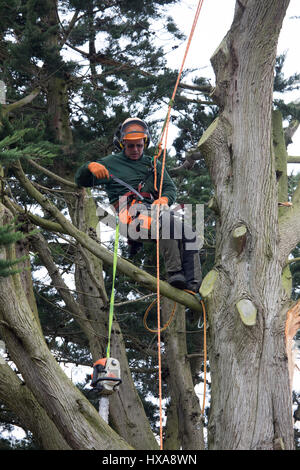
[169,149,203,176]
[285,120,299,146]
[27,159,77,188]
[287,156,300,164]
[2,88,41,115]
[178,82,213,94]
[3,195,66,234]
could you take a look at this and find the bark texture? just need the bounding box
[162,299,204,450]
[0,362,70,450]
[198,0,294,450]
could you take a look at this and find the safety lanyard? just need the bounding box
[106,217,120,359]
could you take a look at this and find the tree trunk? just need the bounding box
[71,189,159,449]
[161,298,204,450]
[272,110,292,296]
[198,0,294,450]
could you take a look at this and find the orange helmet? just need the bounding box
[113,118,151,150]
[120,118,150,144]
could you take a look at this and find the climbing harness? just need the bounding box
[110,170,158,233]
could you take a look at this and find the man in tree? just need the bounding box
[75,117,202,292]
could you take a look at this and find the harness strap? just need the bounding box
[113,191,153,210]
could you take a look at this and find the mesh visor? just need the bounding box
[121,120,148,141]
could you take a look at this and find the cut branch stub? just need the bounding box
[200,269,219,298]
[232,224,247,255]
[236,298,257,326]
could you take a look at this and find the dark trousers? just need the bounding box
[158,210,202,288]
[120,204,202,288]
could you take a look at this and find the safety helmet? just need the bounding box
[113,118,150,150]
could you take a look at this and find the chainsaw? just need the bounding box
[90,357,122,395]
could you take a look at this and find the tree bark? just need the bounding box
[198,0,294,450]
[272,110,293,297]
[0,361,70,450]
[161,298,204,450]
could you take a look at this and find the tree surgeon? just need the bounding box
[75,117,202,292]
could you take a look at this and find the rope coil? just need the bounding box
[143,298,177,333]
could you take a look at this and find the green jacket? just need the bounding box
[74,151,177,205]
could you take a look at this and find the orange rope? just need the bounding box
[143,298,177,333]
[154,1,205,449]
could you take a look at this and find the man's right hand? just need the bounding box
[88,162,110,179]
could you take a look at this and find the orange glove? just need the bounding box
[152,196,169,207]
[88,162,110,179]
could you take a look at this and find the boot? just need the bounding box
[168,271,187,289]
[186,280,201,293]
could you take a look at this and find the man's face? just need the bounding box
[123,138,144,160]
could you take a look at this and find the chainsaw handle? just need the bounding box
[93,376,122,386]
[91,363,105,387]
